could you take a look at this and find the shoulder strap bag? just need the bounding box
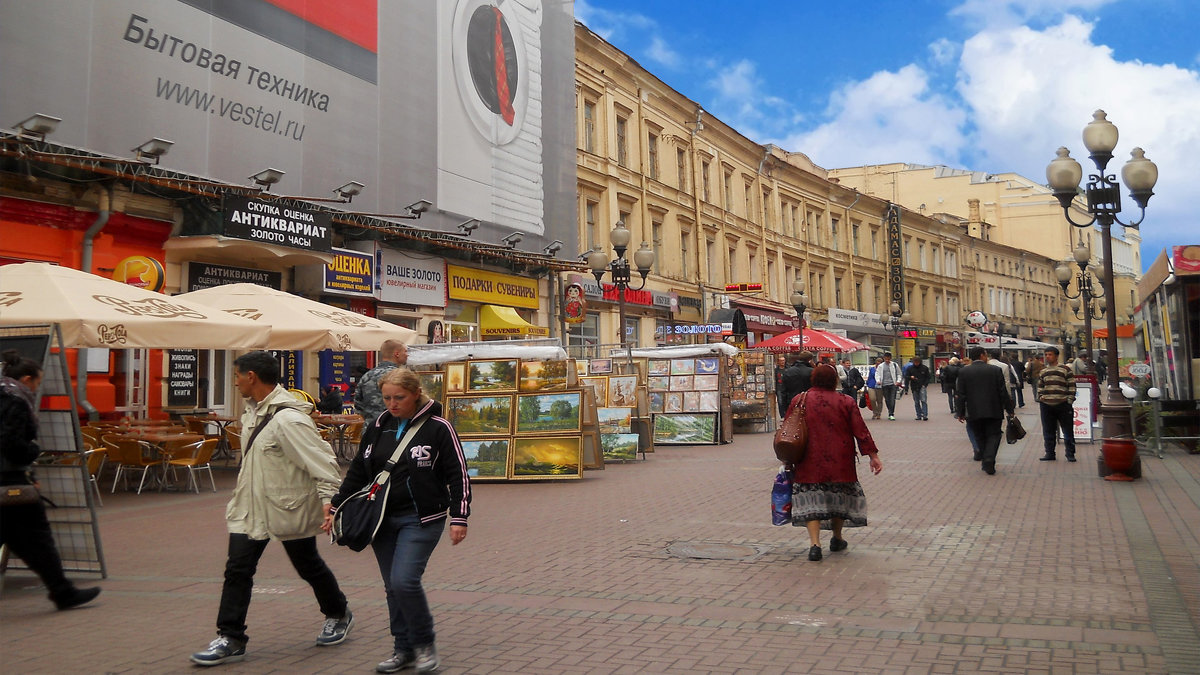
[773,391,809,466]
[332,418,426,552]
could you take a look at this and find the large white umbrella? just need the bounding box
[176,283,416,351]
[0,262,270,349]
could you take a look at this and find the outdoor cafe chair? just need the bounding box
[166,438,218,493]
[56,448,107,506]
[102,434,160,494]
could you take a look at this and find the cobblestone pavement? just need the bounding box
[2,400,1199,674]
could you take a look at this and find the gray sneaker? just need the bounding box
[415,644,439,673]
[190,635,246,667]
[377,650,416,673]
[316,610,354,646]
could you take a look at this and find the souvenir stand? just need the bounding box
[576,346,650,462]
[408,339,601,481]
[609,343,739,447]
[727,348,774,433]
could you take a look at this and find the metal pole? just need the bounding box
[1098,218,1129,441]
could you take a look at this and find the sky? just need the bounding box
[574,0,1200,273]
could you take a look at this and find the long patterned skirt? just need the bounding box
[791,481,868,529]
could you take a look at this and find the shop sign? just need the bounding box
[655,324,723,335]
[885,204,905,312]
[568,275,673,309]
[917,328,936,339]
[275,350,303,391]
[731,301,792,332]
[223,196,332,253]
[185,262,281,291]
[323,247,373,296]
[826,307,878,329]
[447,264,538,309]
[166,349,198,408]
[112,256,165,292]
[378,249,447,307]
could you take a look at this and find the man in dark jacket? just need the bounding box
[906,356,932,420]
[940,357,961,415]
[840,358,864,398]
[1008,352,1027,407]
[777,351,814,417]
[955,347,1014,475]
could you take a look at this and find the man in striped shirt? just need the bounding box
[1036,347,1077,462]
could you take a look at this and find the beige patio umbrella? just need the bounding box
[175,283,416,351]
[0,263,270,349]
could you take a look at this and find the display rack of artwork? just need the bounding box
[727,350,770,422]
[645,353,731,444]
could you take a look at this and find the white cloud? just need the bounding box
[950,0,1117,28]
[646,36,680,68]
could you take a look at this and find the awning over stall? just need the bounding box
[479,304,549,338]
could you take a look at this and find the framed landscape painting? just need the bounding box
[460,437,511,480]
[588,358,613,375]
[446,394,513,435]
[693,374,719,391]
[601,433,639,462]
[510,436,583,479]
[653,412,718,445]
[669,375,693,391]
[519,359,569,392]
[648,359,670,376]
[669,358,695,375]
[467,359,518,392]
[597,406,633,433]
[418,371,445,401]
[515,391,582,434]
[648,376,670,392]
[445,362,466,393]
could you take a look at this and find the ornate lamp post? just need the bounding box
[790,279,809,348]
[587,220,656,354]
[1046,110,1158,481]
[1054,241,1105,374]
[879,302,911,343]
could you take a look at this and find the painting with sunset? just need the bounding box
[446,394,513,435]
[510,436,582,479]
[518,359,568,392]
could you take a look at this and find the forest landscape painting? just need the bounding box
[516,392,582,433]
[460,438,510,479]
[447,395,513,434]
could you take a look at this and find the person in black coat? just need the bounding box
[954,347,1014,475]
[778,351,814,418]
[939,357,961,415]
[0,350,100,610]
[316,386,345,415]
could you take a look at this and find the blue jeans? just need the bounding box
[371,513,445,653]
[880,384,898,415]
[911,387,928,419]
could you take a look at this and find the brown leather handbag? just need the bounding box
[774,391,809,465]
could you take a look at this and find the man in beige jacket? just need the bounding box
[191,351,352,667]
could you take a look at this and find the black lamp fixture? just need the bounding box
[1046,109,1158,481]
[1054,240,1104,373]
[879,302,911,335]
[790,279,809,346]
[587,219,656,351]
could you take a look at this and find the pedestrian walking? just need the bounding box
[0,350,101,611]
[777,351,814,418]
[191,351,352,667]
[1026,355,1044,400]
[787,364,882,561]
[955,347,1014,475]
[355,339,410,423]
[940,357,961,415]
[1036,346,1077,462]
[906,356,931,420]
[873,353,902,420]
[327,368,471,674]
[840,358,864,399]
[865,357,884,419]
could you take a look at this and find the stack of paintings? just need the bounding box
[647,356,721,444]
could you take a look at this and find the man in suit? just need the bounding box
[777,351,814,417]
[955,347,1014,475]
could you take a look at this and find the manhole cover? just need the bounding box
[666,542,767,561]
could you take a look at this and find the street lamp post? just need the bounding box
[587,220,656,357]
[879,302,911,345]
[1054,241,1105,374]
[790,279,809,348]
[1046,110,1158,481]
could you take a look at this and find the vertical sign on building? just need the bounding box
[275,351,303,391]
[886,203,905,313]
[167,349,199,408]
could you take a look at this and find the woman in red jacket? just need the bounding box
[788,363,883,561]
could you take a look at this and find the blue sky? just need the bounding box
[576,0,1200,272]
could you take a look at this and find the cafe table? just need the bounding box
[117,430,204,491]
[203,414,241,461]
[312,414,363,461]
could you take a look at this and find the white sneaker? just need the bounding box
[415,644,439,673]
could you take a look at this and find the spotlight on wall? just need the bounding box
[500,231,523,248]
[132,137,174,164]
[333,180,365,202]
[457,219,481,236]
[405,199,432,215]
[14,113,61,140]
[543,239,564,255]
[249,168,285,191]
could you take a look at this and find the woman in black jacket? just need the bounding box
[0,350,100,610]
[325,368,470,674]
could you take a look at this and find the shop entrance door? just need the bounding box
[113,348,149,417]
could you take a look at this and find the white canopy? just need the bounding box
[0,263,270,349]
[176,283,416,351]
[407,339,567,366]
[609,343,739,360]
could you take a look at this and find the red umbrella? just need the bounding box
[755,328,867,353]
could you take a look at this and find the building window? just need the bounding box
[567,313,600,351]
[723,168,733,209]
[652,220,663,274]
[871,227,879,258]
[676,149,688,191]
[647,132,659,180]
[835,277,843,307]
[728,244,737,283]
[903,238,911,266]
[919,243,926,271]
[582,100,596,153]
[852,223,860,255]
[831,217,840,252]
[761,189,771,228]
[680,229,690,278]
[701,161,711,202]
[748,247,759,283]
[744,182,753,219]
[615,114,628,167]
[809,210,820,246]
[706,237,716,276]
[585,200,598,249]
[855,281,863,309]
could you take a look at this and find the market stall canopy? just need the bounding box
[754,328,867,353]
[175,283,415,351]
[478,304,549,339]
[611,343,739,360]
[0,262,270,349]
[408,338,566,366]
[966,332,1057,351]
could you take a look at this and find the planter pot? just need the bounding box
[1101,438,1137,481]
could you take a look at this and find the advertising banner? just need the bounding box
[223,196,332,252]
[1072,384,1094,442]
[447,264,538,309]
[324,248,373,297]
[378,249,446,307]
[166,349,198,408]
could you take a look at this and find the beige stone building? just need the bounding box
[572,22,1067,358]
[829,163,1142,336]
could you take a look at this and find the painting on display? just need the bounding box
[510,436,583,479]
[579,376,608,404]
[648,391,665,413]
[647,359,670,376]
[446,395,513,435]
[445,363,466,393]
[683,391,701,411]
[588,358,613,375]
[515,391,582,434]
[518,359,569,392]
[601,433,639,462]
[698,390,720,412]
[648,376,670,392]
[669,358,695,375]
[596,407,633,433]
[460,437,510,480]
[417,371,445,402]
[695,357,719,374]
[665,392,684,413]
[692,374,719,391]
[653,413,718,445]
[467,359,519,392]
[607,375,638,407]
[669,375,693,391]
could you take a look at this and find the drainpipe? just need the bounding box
[76,186,111,422]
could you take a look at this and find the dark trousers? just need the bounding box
[945,388,956,414]
[216,533,348,644]
[1014,386,1025,407]
[966,418,1003,470]
[0,501,75,601]
[1039,401,1076,458]
[881,384,898,415]
[371,514,444,653]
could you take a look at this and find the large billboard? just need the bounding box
[0,0,577,255]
